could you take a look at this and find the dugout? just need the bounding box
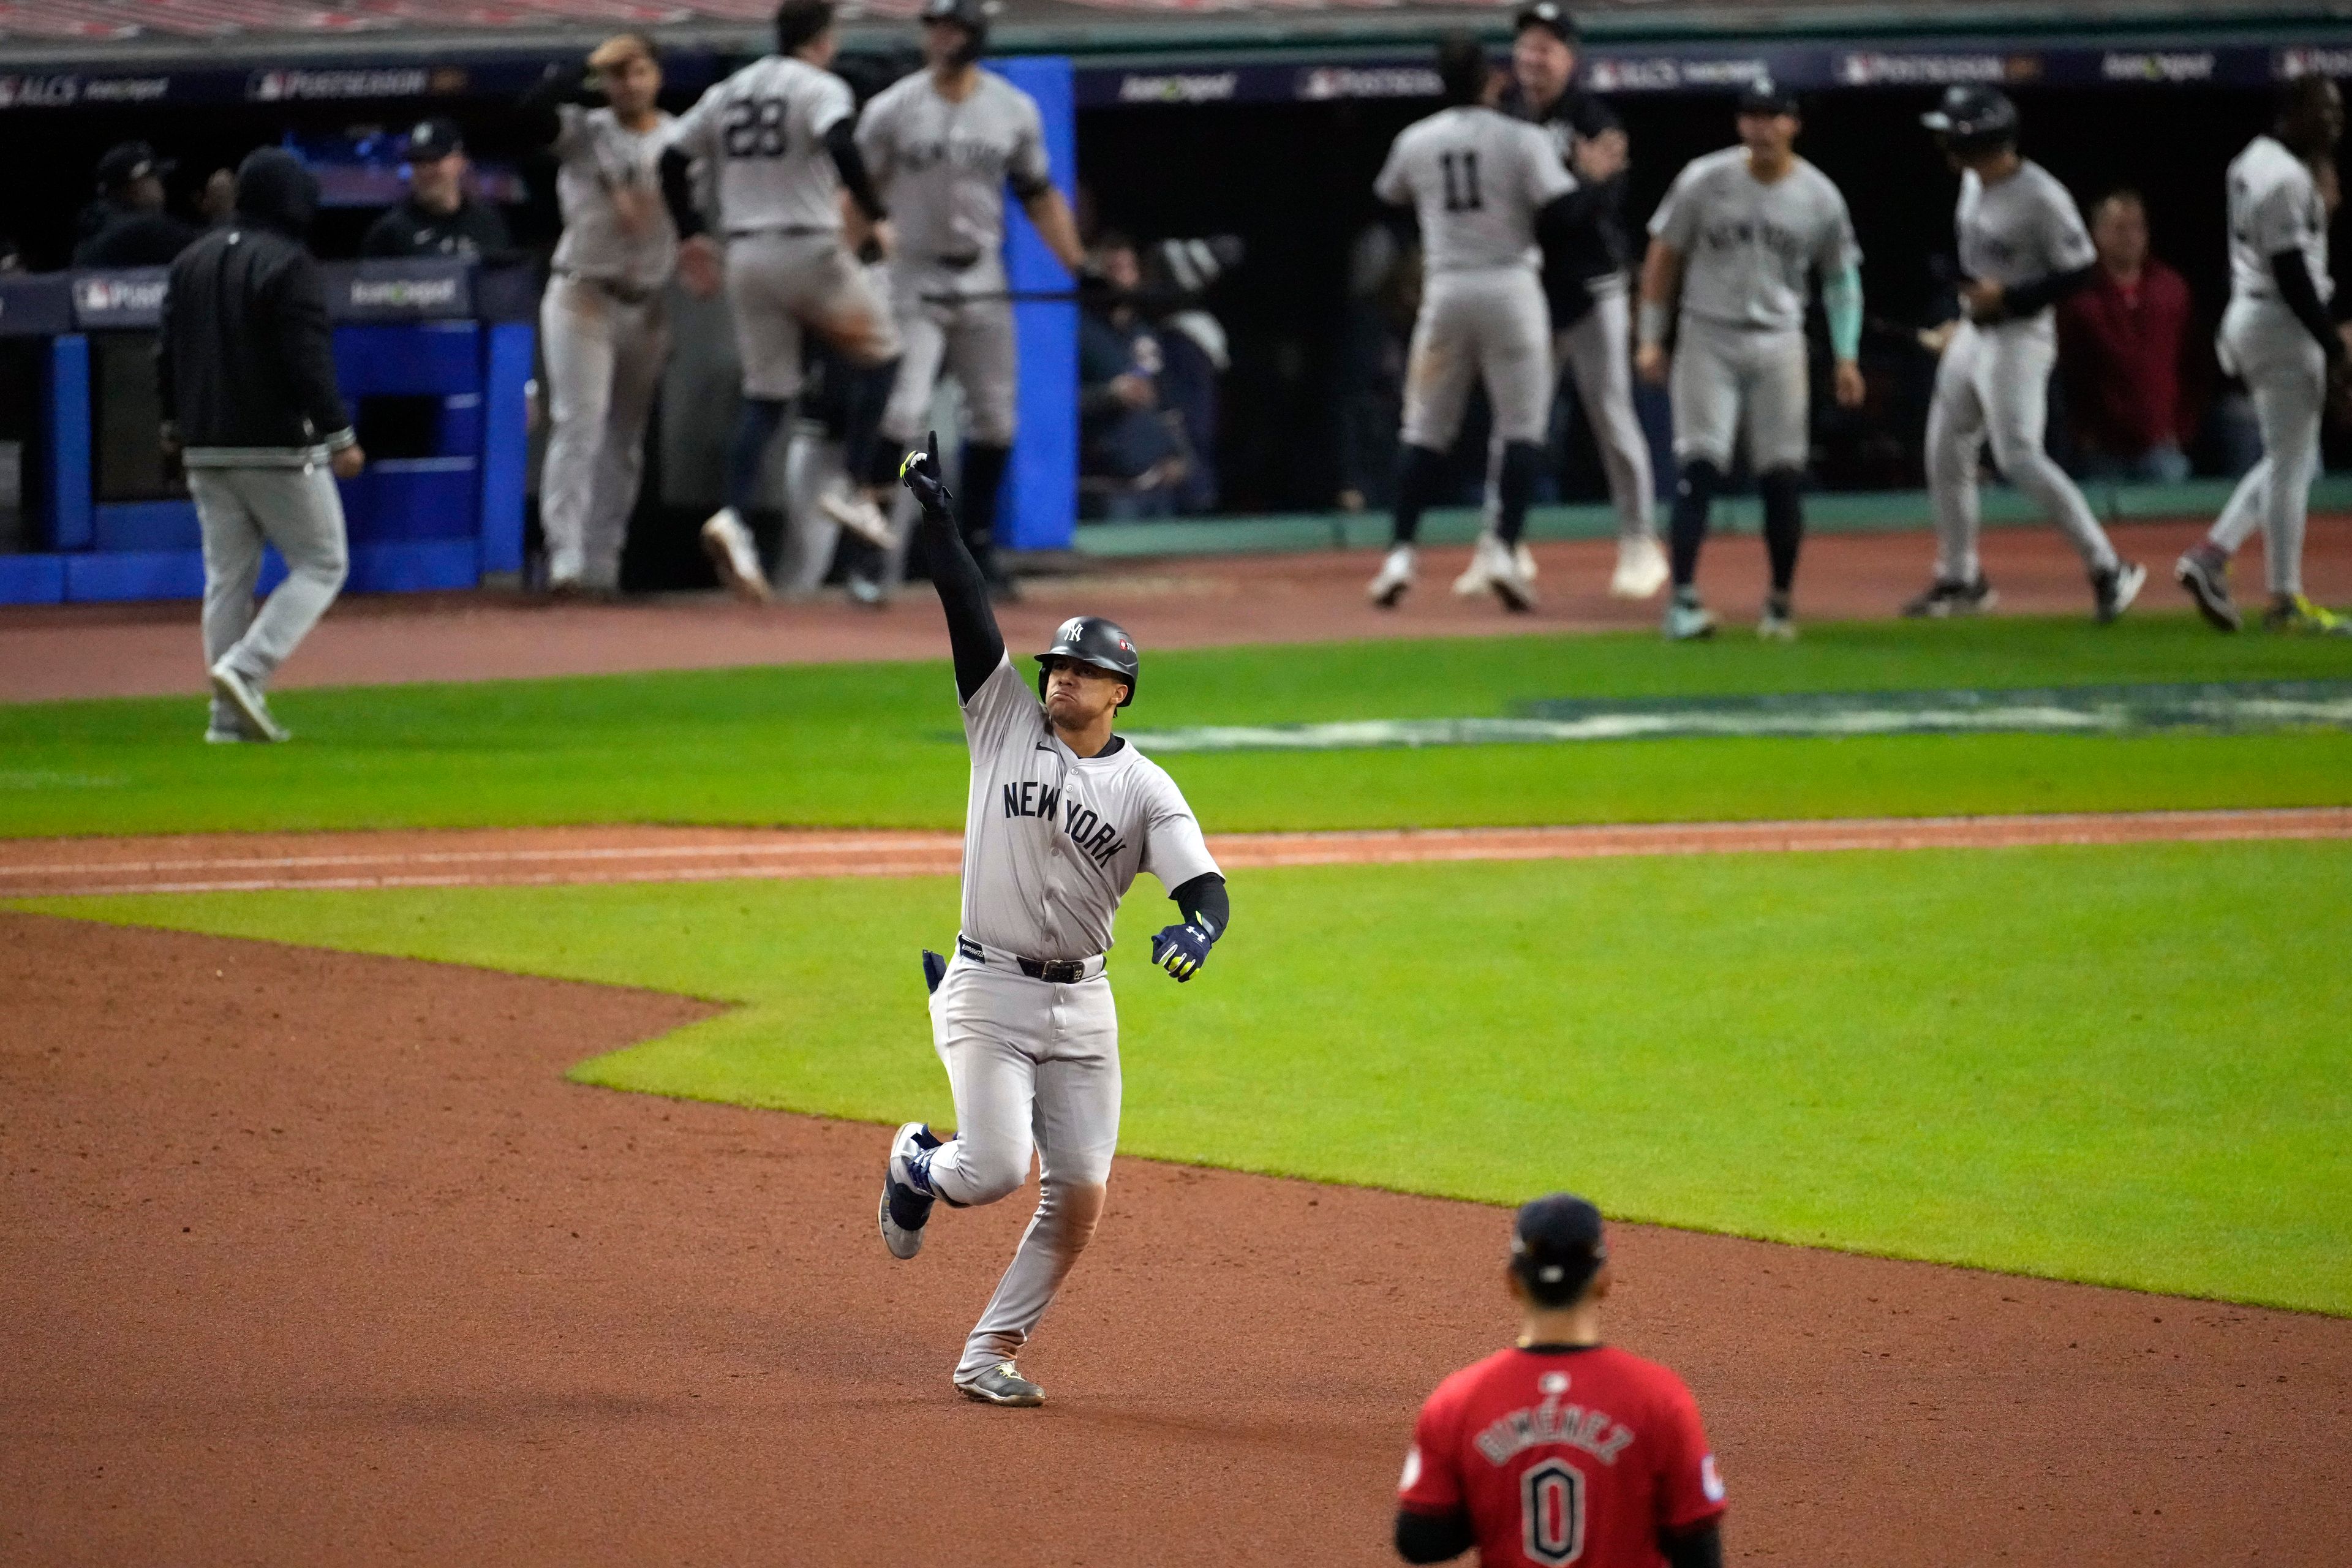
[4,0,2352,591]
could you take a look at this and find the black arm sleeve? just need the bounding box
[275,254,354,442]
[2272,249,2345,363]
[2000,263,2097,320]
[658,146,706,240]
[1394,1508,1476,1564]
[1536,186,1615,256]
[517,66,586,149]
[914,488,1006,701]
[1170,872,1229,938]
[824,119,887,223]
[1660,1520,1725,1568]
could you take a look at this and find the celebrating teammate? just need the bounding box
[877,433,1232,1408]
[1368,34,1607,613]
[2177,75,2352,635]
[1638,78,1863,641]
[849,0,1088,601]
[1395,1194,1728,1568]
[660,0,901,603]
[1480,1,1667,604]
[522,35,677,599]
[1907,85,2145,622]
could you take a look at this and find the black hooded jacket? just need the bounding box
[157,149,353,461]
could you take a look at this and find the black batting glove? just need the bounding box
[899,429,954,517]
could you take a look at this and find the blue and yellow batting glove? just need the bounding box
[1150,922,1213,982]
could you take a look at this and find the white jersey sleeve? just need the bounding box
[1516,121,1575,212]
[1373,137,1411,208]
[1137,762,1219,892]
[1648,156,1706,252]
[666,81,723,165]
[961,653,1038,755]
[2034,168,2097,276]
[1007,90,1051,194]
[854,85,897,189]
[1815,175,1862,276]
[801,68,853,144]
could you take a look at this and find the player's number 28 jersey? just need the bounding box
[667,55,854,235]
[956,652,1218,962]
[2227,134,2332,309]
[1401,1345,1725,1568]
[1376,105,1574,274]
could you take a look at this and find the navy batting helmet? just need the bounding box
[1921,84,2019,154]
[922,0,994,61]
[1036,616,1139,707]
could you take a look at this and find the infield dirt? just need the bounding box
[6,909,2347,1566]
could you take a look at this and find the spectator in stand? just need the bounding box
[73,141,200,267]
[2057,189,2198,482]
[1078,233,1186,519]
[361,119,514,260]
[159,148,364,745]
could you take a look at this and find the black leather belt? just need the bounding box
[556,271,657,305]
[957,933,1090,984]
[935,253,981,271]
[728,224,834,239]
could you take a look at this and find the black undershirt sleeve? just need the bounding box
[823,119,887,222]
[1394,1507,1476,1564]
[1999,263,2097,320]
[2271,248,2345,363]
[1170,872,1229,939]
[1536,186,1613,256]
[913,484,1006,702]
[1660,1519,1725,1568]
[657,146,706,240]
[517,66,588,148]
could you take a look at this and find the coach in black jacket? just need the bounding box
[159,148,366,744]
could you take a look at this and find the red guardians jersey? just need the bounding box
[1400,1344,1725,1568]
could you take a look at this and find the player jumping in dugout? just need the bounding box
[876,433,1230,1408]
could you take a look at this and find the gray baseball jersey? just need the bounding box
[1375,105,1574,273]
[957,651,1218,961]
[1648,148,1859,333]
[2227,134,2331,307]
[550,105,677,288]
[858,69,1051,262]
[1954,159,2095,297]
[668,55,854,235]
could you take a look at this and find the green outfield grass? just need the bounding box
[22,837,2350,1313]
[5,614,2351,838]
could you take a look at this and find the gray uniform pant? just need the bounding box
[1670,315,1808,474]
[1926,315,2117,581]
[1402,266,1553,450]
[2209,298,2326,598]
[923,949,1120,1382]
[724,232,900,401]
[1484,279,1655,538]
[779,421,845,595]
[190,463,349,729]
[881,261,1018,447]
[538,276,670,590]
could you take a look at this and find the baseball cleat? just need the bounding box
[956,1361,1044,1407]
[203,725,255,744]
[1610,533,1670,600]
[2263,593,2352,635]
[1368,545,1416,608]
[1452,532,1499,597]
[1662,592,1716,641]
[845,573,888,609]
[879,1120,943,1261]
[1757,594,1797,641]
[2092,560,2147,624]
[2174,546,2241,631]
[818,480,896,549]
[699,507,772,603]
[1900,576,1997,618]
[1513,540,1540,584]
[206,661,289,742]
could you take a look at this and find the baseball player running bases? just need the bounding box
[661,0,902,602]
[878,434,1233,1408]
[1368,34,1611,614]
[2177,75,2352,636]
[1395,1194,1728,1568]
[1907,85,2145,623]
[1637,78,1864,641]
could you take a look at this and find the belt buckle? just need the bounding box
[1042,958,1082,984]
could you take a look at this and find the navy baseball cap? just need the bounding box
[96,140,174,192]
[1511,1193,1608,1298]
[405,118,465,163]
[1738,76,1800,117]
[1513,1,1578,43]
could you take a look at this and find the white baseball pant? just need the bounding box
[2209,298,2327,599]
[1926,315,2118,582]
[538,276,670,590]
[724,232,900,401]
[1669,315,1809,474]
[191,463,349,731]
[882,260,1019,447]
[778,421,844,595]
[1401,268,1553,450]
[922,948,1120,1382]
